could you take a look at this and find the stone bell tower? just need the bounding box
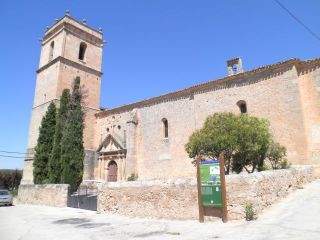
[21,13,103,184]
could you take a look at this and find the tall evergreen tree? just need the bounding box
[48,89,70,183]
[33,102,56,184]
[61,77,84,191]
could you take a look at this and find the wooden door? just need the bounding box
[107,161,118,182]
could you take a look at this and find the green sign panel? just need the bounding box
[200,159,222,208]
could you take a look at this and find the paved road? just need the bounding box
[1,180,320,240]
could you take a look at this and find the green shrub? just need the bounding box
[42,179,51,184]
[185,112,272,174]
[280,159,291,169]
[48,89,70,183]
[61,77,84,192]
[0,169,22,190]
[10,188,19,197]
[244,203,256,221]
[267,141,288,170]
[260,163,271,171]
[33,102,57,184]
[127,174,138,181]
[33,77,86,191]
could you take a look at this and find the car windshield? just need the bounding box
[0,190,9,195]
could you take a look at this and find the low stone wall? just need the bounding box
[17,184,70,207]
[98,179,198,219]
[97,166,314,220]
[226,165,314,219]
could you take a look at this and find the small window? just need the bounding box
[237,100,247,114]
[78,42,87,60]
[162,118,168,138]
[49,41,54,61]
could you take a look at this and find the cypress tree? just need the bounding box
[61,77,84,191]
[48,89,70,183]
[33,102,56,184]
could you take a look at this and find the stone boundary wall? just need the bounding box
[17,184,70,207]
[97,166,314,220]
[226,165,313,219]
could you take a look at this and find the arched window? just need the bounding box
[237,100,247,114]
[162,118,168,138]
[49,41,54,61]
[78,42,87,60]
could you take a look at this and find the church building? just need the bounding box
[22,14,320,184]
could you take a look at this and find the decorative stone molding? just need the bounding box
[36,56,102,76]
[43,15,102,45]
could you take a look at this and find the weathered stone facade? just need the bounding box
[95,59,320,181]
[22,14,103,184]
[97,166,314,220]
[22,14,320,184]
[17,184,70,207]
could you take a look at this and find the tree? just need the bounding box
[0,169,22,191]
[33,102,56,183]
[185,113,238,174]
[48,89,70,183]
[266,141,287,169]
[232,114,271,173]
[60,77,84,191]
[185,112,274,174]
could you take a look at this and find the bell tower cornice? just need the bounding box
[36,56,103,76]
[37,12,103,73]
[42,21,103,47]
[41,15,103,47]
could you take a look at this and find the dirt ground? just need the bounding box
[1,180,320,240]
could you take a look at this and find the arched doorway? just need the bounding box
[107,161,118,182]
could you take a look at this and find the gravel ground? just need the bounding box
[1,180,320,240]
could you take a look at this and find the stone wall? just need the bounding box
[95,64,317,180]
[97,166,314,220]
[298,67,320,165]
[17,184,70,207]
[226,165,314,219]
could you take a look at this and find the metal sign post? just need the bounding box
[196,153,228,222]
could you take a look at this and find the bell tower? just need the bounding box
[21,13,103,183]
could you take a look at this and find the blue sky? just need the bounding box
[1,0,319,169]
